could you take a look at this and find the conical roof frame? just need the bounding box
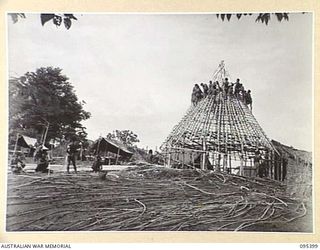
[161,61,276,155]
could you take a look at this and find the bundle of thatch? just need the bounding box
[6,166,311,232]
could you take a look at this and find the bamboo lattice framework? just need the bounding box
[160,61,277,172]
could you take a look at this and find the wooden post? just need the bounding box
[229,154,232,174]
[40,128,45,145]
[223,154,228,172]
[10,133,20,169]
[42,122,49,146]
[278,154,283,181]
[201,139,206,170]
[182,150,185,169]
[191,152,194,168]
[182,136,185,169]
[115,147,120,165]
[13,133,19,156]
[216,153,221,172]
[239,154,244,176]
[212,152,215,170]
[96,137,102,155]
[270,154,273,179]
[201,153,205,170]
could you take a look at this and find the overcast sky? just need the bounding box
[7,13,313,151]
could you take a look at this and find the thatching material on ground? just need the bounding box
[6,166,311,232]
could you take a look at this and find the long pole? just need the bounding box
[115,147,120,165]
[96,137,102,155]
[13,133,19,156]
[42,122,49,146]
[10,134,20,169]
[41,122,50,176]
[201,139,206,170]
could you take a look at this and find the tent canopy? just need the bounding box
[17,134,37,148]
[92,137,133,159]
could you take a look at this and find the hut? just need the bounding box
[91,137,133,165]
[161,61,282,179]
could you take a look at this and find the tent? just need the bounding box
[16,134,37,148]
[92,137,133,159]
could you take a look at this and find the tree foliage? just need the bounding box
[9,13,26,23]
[8,13,78,29]
[9,67,91,145]
[216,13,290,25]
[106,130,140,147]
[9,12,298,28]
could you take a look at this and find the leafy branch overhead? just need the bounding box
[8,13,78,29]
[216,13,290,25]
[10,12,295,28]
[9,13,26,23]
[41,14,78,29]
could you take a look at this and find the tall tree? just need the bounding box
[106,130,140,147]
[9,67,91,145]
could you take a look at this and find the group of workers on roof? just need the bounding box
[191,78,253,110]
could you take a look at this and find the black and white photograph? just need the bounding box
[6,12,313,233]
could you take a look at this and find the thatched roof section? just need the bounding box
[91,137,133,158]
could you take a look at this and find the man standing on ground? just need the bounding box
[67,141,78,173]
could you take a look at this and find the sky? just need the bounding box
[7,13,313,152]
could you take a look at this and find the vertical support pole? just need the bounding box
[42,122,49,146]
[40,127,45,145]
[182,150,185,169]
[115,147,120,165]
[13,133,19,156]
[229,154,232,174]
[191,151,194,168]
[201,152,206,170]
[167,153,171,168]
[279,154,283,181]
[223,154,227,172]
[274,153,279,180]
[216,153,221,172]
[43,122,50,176]
[96,137,102,155]
[182,135,185,169]
[212,152,215,170]
[240,154,244,176]
[208,151,214,170]
[10,134,20,169]
[270,154,274,179]
[201,139,206,170]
